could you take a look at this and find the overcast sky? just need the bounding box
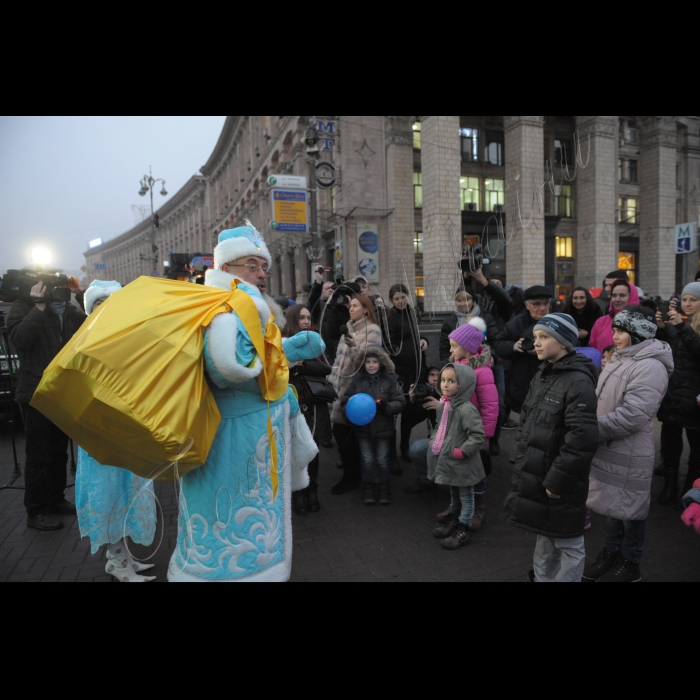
[0,116,226,279]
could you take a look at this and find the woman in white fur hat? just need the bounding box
[75,280,158,582]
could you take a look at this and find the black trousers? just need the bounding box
[661,422,700,490]
[332,422,361,483]
[302,406,320,487]
[22,404,69,516]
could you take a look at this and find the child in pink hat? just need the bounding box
[447,319,499,529]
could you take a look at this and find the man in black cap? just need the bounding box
[493,285,552,416]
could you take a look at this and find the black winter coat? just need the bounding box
[563,303,602,347]
[7,300,87,404]
[385,306,426,390]
[340,347,405,439]
[493,309,543,412]
[308,281,349,365]
[500,352,599,538]
[459,278,513,328]
[656,321,700,429]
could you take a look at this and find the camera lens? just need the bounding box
[521,337,535,352]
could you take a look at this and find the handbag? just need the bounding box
[301,375,338,403]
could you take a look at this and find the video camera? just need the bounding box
[459,244,489,273]
[0,269,74,304]
[412,381,439,402]
[327,282,361,309]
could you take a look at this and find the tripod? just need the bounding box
[0,325,22,490]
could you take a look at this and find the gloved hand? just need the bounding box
[375,398,387,413]
[681,503,700,533]
[283,331,326,363]
[452,448,464,459]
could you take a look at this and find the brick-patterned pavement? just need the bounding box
[1,417,699,582]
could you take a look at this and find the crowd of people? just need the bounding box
[6,235,700,582]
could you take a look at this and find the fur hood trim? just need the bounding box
[351,344,396,373]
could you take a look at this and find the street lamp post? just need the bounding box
[138,166,167,274]
[304,117,323,265]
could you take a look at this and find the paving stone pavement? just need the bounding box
[1,416,698,582]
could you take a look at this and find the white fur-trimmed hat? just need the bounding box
[213,219,271,271]
[85,279,122,315]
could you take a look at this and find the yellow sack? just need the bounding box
[31,276,237,482]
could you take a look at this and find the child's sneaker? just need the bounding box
[362,483,376,506]
[432,513,458,538]
[378,482,391,505]
[440,522,470,549]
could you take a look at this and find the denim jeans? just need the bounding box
[358,438,391,484]
[449,485,474,526]
[604,517,647,564]
[533,535,586,582]
[408,438,431,483]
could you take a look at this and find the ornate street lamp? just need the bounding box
[138,166,167,274]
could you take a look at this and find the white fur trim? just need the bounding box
[85,281,122,315]
[205,270,271,327]
[289,412,317,491]
[207,313,263,383]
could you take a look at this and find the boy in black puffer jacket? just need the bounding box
[341,345,405,505]
[500,313,599,582]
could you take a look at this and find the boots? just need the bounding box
[363,482,376,505]
[378,482,391,505]
[440,522,470,549]
[658,464,679,505]
[292,490,309,515]
[105,539,156,582]
[306,483,320,513]
[471,491,486,530]
[433,512,458,538]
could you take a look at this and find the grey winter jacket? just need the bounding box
[427,363,486,488]
[587,339,674,521]
[329,317,382,424]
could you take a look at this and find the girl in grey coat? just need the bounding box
[584,305,674,582]
[427,363,486,550]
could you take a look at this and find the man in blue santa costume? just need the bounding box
[168,221,323,582]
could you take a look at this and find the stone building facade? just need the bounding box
[85,116,700,309]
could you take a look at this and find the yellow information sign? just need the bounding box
[270,189,307,232]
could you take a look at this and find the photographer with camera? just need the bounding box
[7,274,86,530]
[307,266,359,366]
[493,286,552,417]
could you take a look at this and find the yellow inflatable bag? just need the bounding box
[31,276,236,481]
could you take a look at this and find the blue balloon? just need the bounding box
[346,393,377,426]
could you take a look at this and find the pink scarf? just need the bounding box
[431,396,452,455]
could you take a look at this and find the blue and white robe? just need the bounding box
[168,271,320,582]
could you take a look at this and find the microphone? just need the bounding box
[339,325,349,337]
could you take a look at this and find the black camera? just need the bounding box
[327,282,361,309]
[459,244,490,273]
[0,269,72,304]
[413,381,438,401]
[521,337,535,353]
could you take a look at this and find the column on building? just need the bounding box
[679,125,700,284]
[639,116,677,298]
[384,116,416,300]
[574,116,618,290]
[421,115,462,314]
[503,116,546,289]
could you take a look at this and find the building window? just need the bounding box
[412,121,421,150]
[460,176,480,211]
[618,197,638,224]
[414,233,423,254]
[626,119,638,143]
[484,178,504,211]
[618,252,636,284]
[555,236,574,258]
[413,172,423,208]
[484,131,504,165]
[555,184,573,217]
[619,159,638,183]
[459,127,479,163]
[554,139,573,167]
[330,185,337,213]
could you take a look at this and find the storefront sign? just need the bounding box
[270,189,308,232]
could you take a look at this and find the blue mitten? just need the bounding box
[283,331,326,362]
